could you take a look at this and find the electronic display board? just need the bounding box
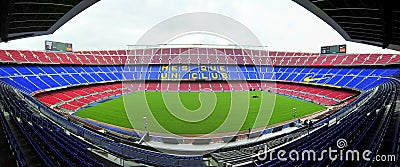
[45,40,73,52]
[321,45,346,54]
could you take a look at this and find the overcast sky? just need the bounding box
[0,0,398,54]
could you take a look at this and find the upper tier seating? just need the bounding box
[1,49,399,66]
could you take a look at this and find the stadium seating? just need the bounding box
[260,80,399,167]
[35,83,126,111]
[0,48,399,167]
[212,80,399,166]
[263,82,357,105]
[0,83,206,166]
[1,49,400,66]
[0,64,398,95]
[34,80,357,111]
[0,108,28,166]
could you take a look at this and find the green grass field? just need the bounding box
[76,91,325,134]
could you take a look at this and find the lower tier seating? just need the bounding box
[35,81,358,112]
[35,83,126,111]
[262,82,357,105]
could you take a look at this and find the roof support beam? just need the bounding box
[381,0,394,48]
[0,0,10,42]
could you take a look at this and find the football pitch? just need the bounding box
[76,91,325,134]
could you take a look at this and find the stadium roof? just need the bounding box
[0,0,99,42]
[293,0,400,51]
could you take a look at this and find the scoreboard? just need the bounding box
[45,40,73,52]
[321,45,346,54]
